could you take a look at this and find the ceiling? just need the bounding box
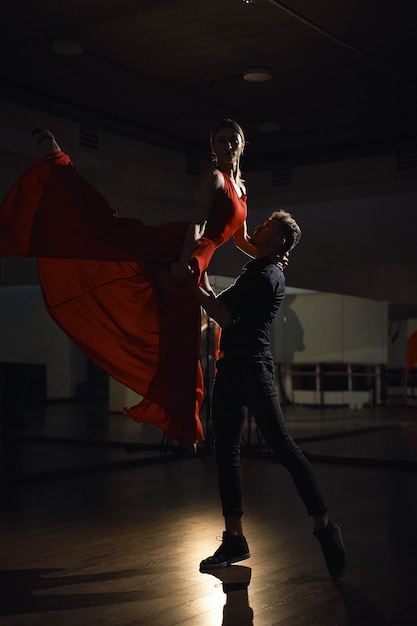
[1,0,417,171]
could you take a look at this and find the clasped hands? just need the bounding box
[171,263,213,295]
[171,261,195,281]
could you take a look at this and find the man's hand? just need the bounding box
[172,265,232,328]
[277,251,290,271]
[200,270,215,296]
[171,261,196,281]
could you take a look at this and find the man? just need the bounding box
[180,209,346,580]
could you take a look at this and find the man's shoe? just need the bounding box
[200,531,250,571]
[313,521,346,580]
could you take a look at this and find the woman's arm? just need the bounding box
[234,222,290,271]
[177,168,223,271]
[233,221,257,258]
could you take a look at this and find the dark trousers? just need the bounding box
[211,355,327,518]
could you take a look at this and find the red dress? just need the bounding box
[0,151,247,443]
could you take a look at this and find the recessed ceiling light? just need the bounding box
[243,67,272,82]
[51,39,84,56]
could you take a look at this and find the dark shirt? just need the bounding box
[217,256,285,356]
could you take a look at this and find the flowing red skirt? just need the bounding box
[0,152,204,443]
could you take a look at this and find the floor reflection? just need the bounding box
[202,565,253,626]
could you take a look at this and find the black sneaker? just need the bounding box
[313,521,346,580]
[200,531,250,571]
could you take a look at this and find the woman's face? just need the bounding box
[211,127,245,168]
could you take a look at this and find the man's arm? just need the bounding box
[176,268,233,328]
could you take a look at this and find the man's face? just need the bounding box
[250,217,284,249]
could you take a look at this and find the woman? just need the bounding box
[0,120,254,445]
[175,118,255,279]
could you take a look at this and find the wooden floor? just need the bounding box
[0,402,416,625]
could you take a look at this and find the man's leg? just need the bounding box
[245,358,346,579]
[199,360,250,570]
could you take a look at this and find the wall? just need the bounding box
[0,286,87,399]
[270,292,388,407]
[272,292,388,365]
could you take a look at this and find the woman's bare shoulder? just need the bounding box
[199,166,224,190]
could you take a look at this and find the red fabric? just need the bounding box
[407,330,417,373]
[0,153,246,444]
[0,152,64,257]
